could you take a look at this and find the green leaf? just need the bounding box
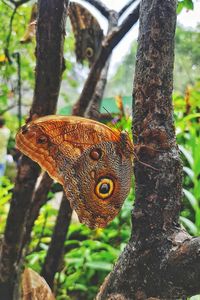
[183,188,198,210]
[180,216,198,235]
[85,261,113,271]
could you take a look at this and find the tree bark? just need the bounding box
[0,1,68,299]
[96,1,200,299]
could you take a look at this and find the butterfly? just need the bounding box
[20,2,103,66]
[22,268,55,300]
[68,2,104,66]
[16,116,133,228]
[20,3,37,44]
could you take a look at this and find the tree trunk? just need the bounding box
[97,1,200,299]
[0,1,68,299]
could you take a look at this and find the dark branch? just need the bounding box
[0,1,68,298]
[7,0,30,8]
[119,0,138,18]
[4,6,17,63]
[83,0,110,19]
[41,194,72,288]
[20,172,53,253]
[164,235,200,297]
[84,11,118,119]
[73,4,140,116]
[0,104,16,115]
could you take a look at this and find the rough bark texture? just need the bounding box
[97,1,200,299]
[41,194,72,289]
[0,1,68,299]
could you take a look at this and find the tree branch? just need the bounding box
[0,1,68,298]
[119,0,138,18]
[7,0,30,8]
[83,0,110,19]
[73,3,140,116]
[96,0,199,298]
[20,172,53,253]
[161,234,200,298]
[41,194,72,289]
[4,6,17,63]
[84,10,118,119]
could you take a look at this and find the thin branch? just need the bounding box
[73,4,140,116]
[4,6,17,63]
[8,0,30,8]
[119,0,138,18]
[0,104,16,115]
[84,11,118,119]
[20,172,53,255]
[41,194,72,289]
[83,0,110,19]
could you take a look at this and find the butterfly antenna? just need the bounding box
[102,106,121,131]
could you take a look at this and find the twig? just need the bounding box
[4,6,17,63]
[119,0,138,18]
[84,11,118,118]
[83,0,110,19]
[8,0,30,8]
[0,104,16,115]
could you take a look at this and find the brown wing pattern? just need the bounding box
[22,268,55,300]
[16,116,121,184]
[68,2,103,65]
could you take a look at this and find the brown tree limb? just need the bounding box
[20,173,53,252]
[96,0,200,299]
[83,0,110,19]
[0,0,68,298]
[4,6,17,63]
[84,11,118,119]
[72,3,140,116]
[118,0,138,18]
[41,194,72,289]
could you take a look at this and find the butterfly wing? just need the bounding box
[20,4,37,44]
[22,268,55,300]
[16,115,133,228]
[68,2,103,65]
[16,116,120,184]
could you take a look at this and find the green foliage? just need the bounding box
[106,24,200,96]
[174,81,200,235]
[177,0,194,14]
[24,184,133,300]
[0,177,14,234]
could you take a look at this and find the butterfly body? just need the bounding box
[16,116,133,228]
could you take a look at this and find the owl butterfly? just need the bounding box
[16,116,133,228]
[68,2,104,66]
[20,2,103,66]
[20,3,37,44]
[22,268,55,300]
